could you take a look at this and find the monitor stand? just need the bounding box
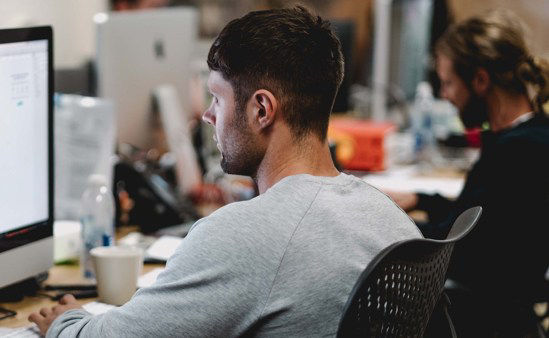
[0,272,48,302]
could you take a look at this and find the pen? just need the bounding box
[52,290,98,301]
[44,284,97,291]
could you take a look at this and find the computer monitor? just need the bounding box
[95,7,199,151]
[371,0,433,121]
[330,20,354,113]
[0,26,54,289]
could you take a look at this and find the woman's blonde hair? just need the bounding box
[436,9,549,115]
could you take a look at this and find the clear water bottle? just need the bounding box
[80,174,115,279]
[411,82,438,165]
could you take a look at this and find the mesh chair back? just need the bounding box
[337,206,482,338]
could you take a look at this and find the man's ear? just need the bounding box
[251,89,278,131]
[471,67,491,96]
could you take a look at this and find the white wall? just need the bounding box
[0,0,108,68]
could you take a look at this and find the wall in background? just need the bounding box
[324,0,373,84]
[0,0,108,68]
[3,0,546,72]
[449,0,549,59]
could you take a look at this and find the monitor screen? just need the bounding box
[0,26,53,289]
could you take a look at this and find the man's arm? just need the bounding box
[383,190,419,212]
[415,192,454,224]
[32,214,275,337]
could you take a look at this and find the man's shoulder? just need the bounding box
[211,197,261,217]
[491,122,549,169]
[499,116,549,147]
[188,192,306,238]
[189,173,418,239]
[192,198,262,230]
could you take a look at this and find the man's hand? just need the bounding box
[384,190,419,212]
[28,294,82,336]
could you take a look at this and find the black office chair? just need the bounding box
[336,206,482,338]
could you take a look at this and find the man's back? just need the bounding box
[47,173,421,337]
[448,115,549,293]
[234,173,421,336]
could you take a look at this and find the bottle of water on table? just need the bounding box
[411,82,439,166]
[80,174,115,280]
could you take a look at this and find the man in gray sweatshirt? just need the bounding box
[30,6,421,337]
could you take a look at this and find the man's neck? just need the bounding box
[487,88,533,132]
[254,132,339,194]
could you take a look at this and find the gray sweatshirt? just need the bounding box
[48,173,421,337]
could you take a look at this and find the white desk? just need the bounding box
[362,165,465,199]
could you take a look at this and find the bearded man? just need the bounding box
[387,10,549,336]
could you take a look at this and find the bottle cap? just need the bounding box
[87,174,108,186]
[416,81,433,98]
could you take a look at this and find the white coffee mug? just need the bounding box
[90,246,143,305]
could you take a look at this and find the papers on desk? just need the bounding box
[118,233,184,263]
[82,301,117,315]
[0,302,116,338]
[0,324,39,337]
[138,268,165,288]
[145,236,183,262]
[362,165,464,198]
[54,94,116,220]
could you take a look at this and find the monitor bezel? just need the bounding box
[0,26,54,254]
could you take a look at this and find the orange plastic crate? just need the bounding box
[328,117,395,171]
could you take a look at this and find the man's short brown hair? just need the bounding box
[207,6,344,141]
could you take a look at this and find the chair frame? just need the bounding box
[337,206,482,337]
